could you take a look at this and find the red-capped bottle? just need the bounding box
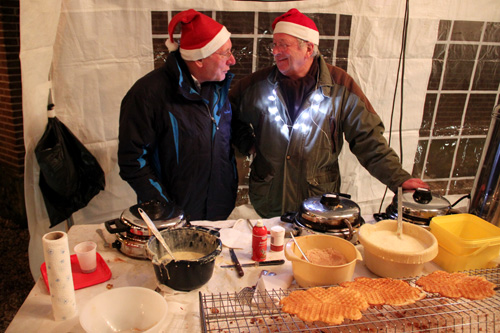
[252,219,267,261]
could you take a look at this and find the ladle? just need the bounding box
[290,233,310,262]
[138,208,176,261]
[397,187,403,238]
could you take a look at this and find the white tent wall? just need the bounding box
[20,0,500,280]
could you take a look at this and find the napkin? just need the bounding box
[219,228,245,249]
[219,219,253,250]
[42,231,77,321]
[254,272,294,307]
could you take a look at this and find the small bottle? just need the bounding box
[270,225,285,252]
[252,219,267,261]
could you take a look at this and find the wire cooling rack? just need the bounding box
[199,267,500,332]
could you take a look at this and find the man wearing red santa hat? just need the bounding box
[119,9,238,221]
[230,8,428,218]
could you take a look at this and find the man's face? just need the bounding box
[197,39,236,83]
[272,33,311,80]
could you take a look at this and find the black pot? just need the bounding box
[146,226,221,291]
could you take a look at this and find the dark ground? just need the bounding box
[0,218,35,332]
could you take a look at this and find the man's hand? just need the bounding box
[401,178,429,190]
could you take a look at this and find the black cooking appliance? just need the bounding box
[105,200,186,259]
[281,193,364,243]
[374,188,469,225]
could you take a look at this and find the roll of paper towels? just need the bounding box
[42,231,77,321]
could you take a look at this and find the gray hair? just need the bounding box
[297,38,319,57]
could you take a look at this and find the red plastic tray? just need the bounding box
[41,252,112,291]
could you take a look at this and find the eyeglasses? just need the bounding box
[270,42,294,52]
[268,39,308,53]
[214,49,235,59]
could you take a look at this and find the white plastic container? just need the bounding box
[80,286,168,333]
[359,220,438,278]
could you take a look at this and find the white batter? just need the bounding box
[369,230,427,252]
[160,250,206,262]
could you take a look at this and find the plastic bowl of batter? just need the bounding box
[285,234,362,287]
[359,220,438,278]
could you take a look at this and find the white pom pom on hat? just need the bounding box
[272,8,319,45]
[165,9,231,61]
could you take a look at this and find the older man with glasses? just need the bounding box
[119,9,238,221]
[230,8,427,219]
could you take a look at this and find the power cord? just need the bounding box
[378,0,410,214]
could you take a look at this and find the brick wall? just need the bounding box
[0,1,27,225]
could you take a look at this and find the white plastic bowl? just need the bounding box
[359,220,438,278]
[79,286,168,333]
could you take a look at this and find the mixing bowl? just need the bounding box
[284,234,362,287]
[147,226,222,291]
[79,286,168,333]
[359,220,438,278]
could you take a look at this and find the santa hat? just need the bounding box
[272,8,319,45]
[165,9,231,61]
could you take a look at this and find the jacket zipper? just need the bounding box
[206,92,220,132]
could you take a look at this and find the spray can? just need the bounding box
[252,219,267,261]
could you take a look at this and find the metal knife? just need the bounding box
[221,259,285,268]
[229,248,244,277]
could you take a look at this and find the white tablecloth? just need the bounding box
[7,215,443,332]
[6,217,287,332]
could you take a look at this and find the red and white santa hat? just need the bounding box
[165,9,231,61]
[272,8,319,45]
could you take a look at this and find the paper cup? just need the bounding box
[74,241,97,273]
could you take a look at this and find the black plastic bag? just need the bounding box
[35,116,105,227]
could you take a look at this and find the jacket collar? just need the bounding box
[316,55,334,96]
[165,51,234,101]
[267,55,334,97]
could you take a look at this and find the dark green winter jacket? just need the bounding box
[230,55,410,218]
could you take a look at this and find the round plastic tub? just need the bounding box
[80,286,168,333]
[284,234,362,287]
[359,220,438,278]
